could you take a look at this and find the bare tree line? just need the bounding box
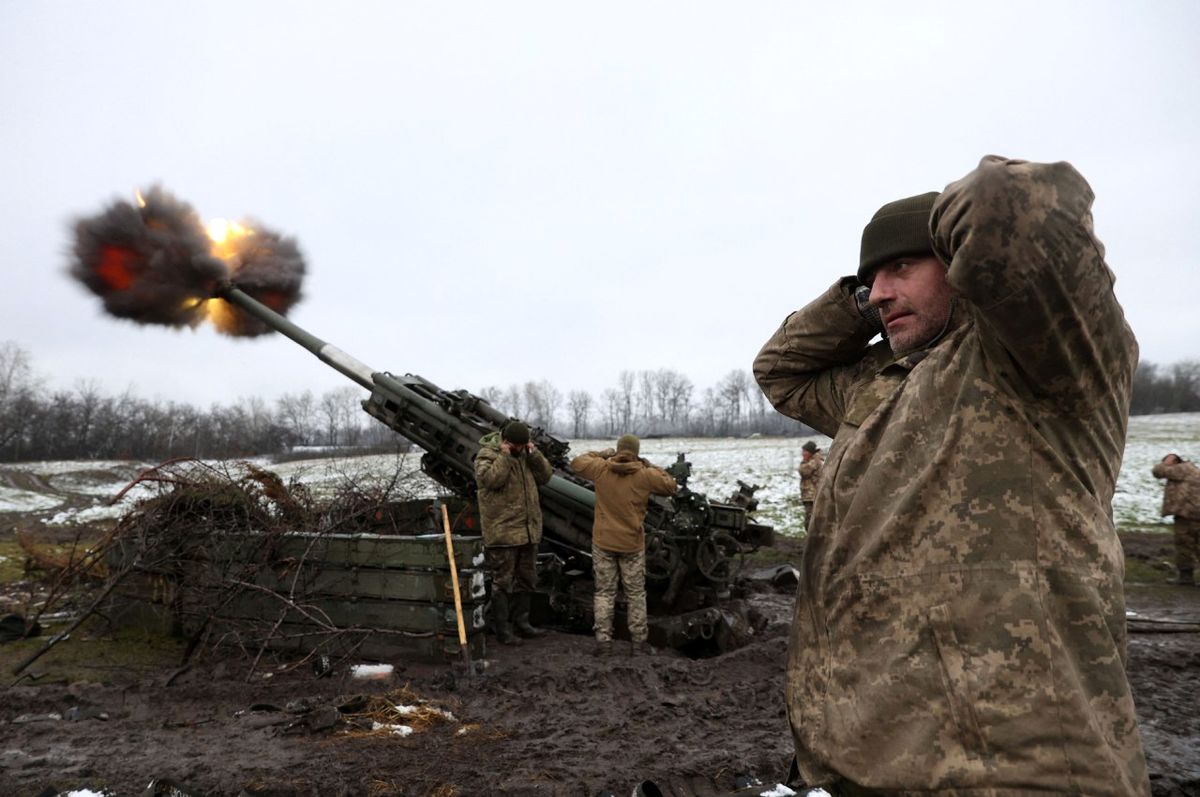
[1130,360,1200,415]
[4,340,1195,462]
[480,367,809,438]
[0,342,394,462]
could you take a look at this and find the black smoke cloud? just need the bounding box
[70,186,224,327]
[70,186,307,337]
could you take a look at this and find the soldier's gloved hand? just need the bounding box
[853,284,886,338]
[600,448,616,459]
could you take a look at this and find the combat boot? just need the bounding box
[512,593,545,638]
[1172,568,1195,586]
[490,592,521,646]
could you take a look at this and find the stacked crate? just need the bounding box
[108,499,488,662]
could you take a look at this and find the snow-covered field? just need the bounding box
[580,412,1199,535]
[1,413,1195,537]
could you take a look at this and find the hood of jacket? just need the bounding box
[607,451,644,476]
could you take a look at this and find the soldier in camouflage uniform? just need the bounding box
[1151,452,1200,585]
[754,156,1149,795]
[571,434,677,656]
[798,440,823,532]
[474,422,554,645]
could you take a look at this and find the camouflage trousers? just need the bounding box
[592,545,647,643]
[802,501,814,532]
[1175,516,1200,571]
[486,543,538,594]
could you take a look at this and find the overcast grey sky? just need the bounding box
[2,1,1198,408]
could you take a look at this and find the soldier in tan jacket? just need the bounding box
[798,440,823,532]
[571,434,677,656]
[1151,453,1200,585]
[754,157,1149,795]
[474,422,554,645]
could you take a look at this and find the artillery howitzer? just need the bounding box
[209,284,774,650]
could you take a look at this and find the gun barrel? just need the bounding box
[218,285,376,391]
[216,283,596,520]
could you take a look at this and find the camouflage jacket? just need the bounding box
[570,449,677,553]
[798,452,824,501]
[753,158,1148,795]
[473,431,553,547]
[1152,460,1200,519]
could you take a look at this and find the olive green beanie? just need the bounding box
[502,421,530,446]
[616,434,640,456]
[858,191,939,282]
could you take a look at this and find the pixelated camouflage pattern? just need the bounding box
[754,157,1149,795]
[1152,459,1200,519]
[592,545,648,643]
[474,431,554,547]
[799,451,824,501]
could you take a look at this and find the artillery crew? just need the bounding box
[1152,453,1200,586]
[797,441,823,532]
[571,434,677,656]
[754,157,1149,794]
[474,421,554,645]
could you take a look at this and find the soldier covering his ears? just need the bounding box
[474,421,553,645]
[754,156,1149,795]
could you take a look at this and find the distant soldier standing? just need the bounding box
[474,422,553,645]
[797,441,823,531]
[754,156,1149,794]
[1152,453,1200,586]
[571,434,677,656]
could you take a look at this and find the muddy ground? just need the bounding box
[1,530,1198,797]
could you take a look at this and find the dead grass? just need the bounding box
[338,684,460,740]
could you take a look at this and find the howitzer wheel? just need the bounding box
[696,530,743,584]
[644,530,681,582]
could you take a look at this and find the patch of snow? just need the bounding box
[0,487,62,513]
[2,460,149,476]
[266,453,434,499]
[394,703,455,721]
[371,721,413,736]
[351,663,394,679]
[45,503,128,526]
[48,475,149,499]
[757,786,798,797]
